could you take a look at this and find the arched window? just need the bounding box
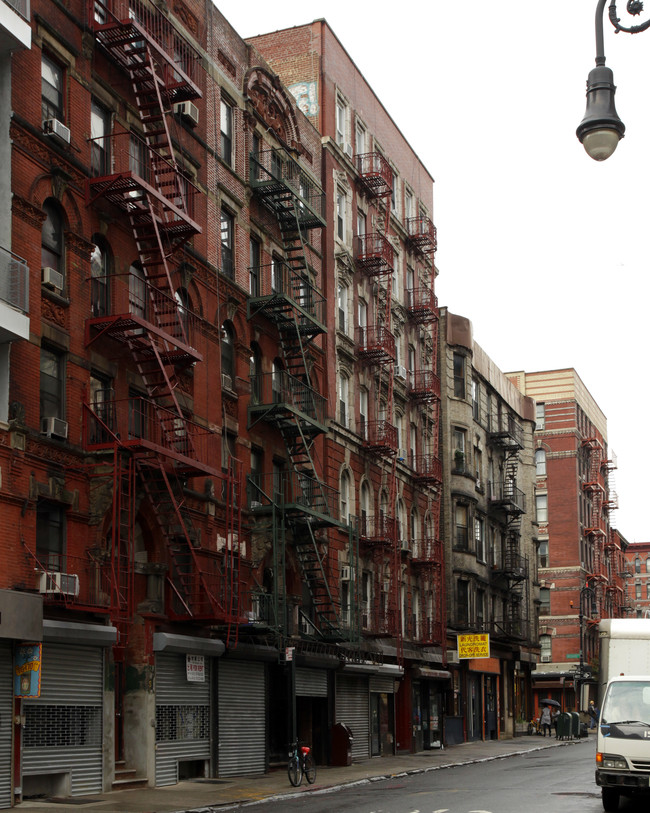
[221,322,235,387]
[42,199,64,284]
[90,237,110,317]
[340,469,351,522]
[535,448,547,477]
[646,557,650,574]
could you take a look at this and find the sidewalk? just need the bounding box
[19,733,591,813]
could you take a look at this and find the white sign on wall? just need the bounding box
[186,653,205,682]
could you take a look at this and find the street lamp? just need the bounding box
[576,0,628,160]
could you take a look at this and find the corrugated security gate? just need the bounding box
[155,653,211,786]
[22,644,104,796]
[0,645,13,809]
[217,659,265,777]
[295,667,328,697]
[336,674,369,760]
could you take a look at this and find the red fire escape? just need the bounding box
[76,0,243,654]
[583,437,608,594]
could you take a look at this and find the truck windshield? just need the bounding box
[601,682,650,726]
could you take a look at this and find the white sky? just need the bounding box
[215,1,650,543]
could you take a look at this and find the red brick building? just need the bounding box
[0,1,446,804]
[624,541,650,617]
[508,369,626,711]
[250,21,445,757]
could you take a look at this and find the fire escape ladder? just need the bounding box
[111,448,136,660]
[292,519,340,637]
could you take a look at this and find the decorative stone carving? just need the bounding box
[245,67,301,152]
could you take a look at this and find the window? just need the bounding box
[453,427,466,471]
[646,557,650,574]
[250,343,262,404]
[250,448,263,506]
[335,96,347,146]
[42,53,64,122]
[471,378,480,421]
[635,557,641,574]
[221,322,235,385]
[357,209,366,237]
[358,298,368,329]
[40,346,64,420]
[474,444,483,487]
[41,199,64,281]
[636,582,642,600]
[340,470,350,522]
[455,503,468,551]
[36,500,65,570]
[90,100,111,176]
[90,238,110,317]
[271,359,284,403]
[355,120,365,155]
[536,493,548,524]
[129,263,147,321]
[391,172,398,215]
[89,372,114,443]
[338,370,349,427]
[408,345,416,375]
[475,516,485,562]
[338,282,348,333]
[540,634,552,661]
[221,430,236,470]
[536,402,546,430]
[359,387,368,439]
[174,287,190,341]
[540,588,551,612]
[221,209,234,278]
[360,481,370,524]
[405,188,414,221]
[538,539,549,568]
[453,352,465,398]
[457,580,469,626]
[220,98,233,165]
[128,387,145,439]
[129,132,148,183]
[409,423,417,465]
[476,589,485,627]
[336,188,346,241]
[249,236,261,297]
[535,448,547,477]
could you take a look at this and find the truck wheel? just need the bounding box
[602,788,619,812]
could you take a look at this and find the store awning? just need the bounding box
[413,666,452,680]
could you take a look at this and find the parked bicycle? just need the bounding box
[287,741,316,786]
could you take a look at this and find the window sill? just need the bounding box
[41,285,69,307]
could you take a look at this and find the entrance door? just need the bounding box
[485,676,498,740]
[467,675,481,740]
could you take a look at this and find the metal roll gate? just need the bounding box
[336,674,369,760]
[217,659,265,777]
[0,645,12,809]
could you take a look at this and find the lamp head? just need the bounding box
[577,64,625,161]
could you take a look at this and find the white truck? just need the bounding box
[596,619,650,812]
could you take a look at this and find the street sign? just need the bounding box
[457,633,490,659]
[566,653,580,659]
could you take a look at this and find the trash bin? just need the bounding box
[331,722,353,766]
[580,722,589,738]
[556,712,570,740]
[569,711,580,739]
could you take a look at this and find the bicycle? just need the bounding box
[287,741,316,786]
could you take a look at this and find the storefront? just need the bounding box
[412,667,450,750]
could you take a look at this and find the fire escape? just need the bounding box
[405,217,444,646]
[248,146,346,642]
[488,413,529,641]
[355,152,401,653]
[583,437,614,615]
[603,453,623,616]
[76,1,243,654]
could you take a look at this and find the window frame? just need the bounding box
[41,52,64,123]
[220,97,233,166]
[40,345,65,421]
[220,208,235,279]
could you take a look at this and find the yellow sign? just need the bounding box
[457,633,490,659]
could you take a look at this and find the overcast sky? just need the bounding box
[215,1,650,543]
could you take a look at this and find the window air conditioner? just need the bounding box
[341,566,352,581]
[221,373,233,391]
[173,101,199,126]
[397,448,408,462]
[395,364,407,381]
[42,266,64,291]
[541,654,551,663]
[41,416,68,440]
[43,118,71,145]
[39,571,80,597]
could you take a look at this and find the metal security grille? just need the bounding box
[336,674,370,760]
[370,675,396,694]
[0,645,12,809]
[295,667,328,697]
[155,653,211,787]
[22,644,103,796]
[217,660,265,777]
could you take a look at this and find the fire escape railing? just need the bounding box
[405,216,437,255]
[354,232,394,277]
[356,325,396,364]
[249,148,325,228]
[408,369,441,403]
[355,151,393,198]
[406,286,437,324]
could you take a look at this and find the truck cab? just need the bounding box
[596,675,650,811]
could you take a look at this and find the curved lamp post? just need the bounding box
[576,0,650,159]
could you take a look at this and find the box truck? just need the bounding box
[595,619,650,811]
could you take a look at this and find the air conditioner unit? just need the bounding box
[173,101,199,126]
[541,655,551,663]
[395,364,407,381]
[43,118,71,145]
[42,266,64,291]
[41,416,68,440]
[344,142,354,158]
[39,571,80,597]
[221,373,233,391]
[341,566,353,581]
[397,448,408,462]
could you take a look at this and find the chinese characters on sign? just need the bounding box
[457,633,490,659]
[186,654,205,682]
[14,643,42,698]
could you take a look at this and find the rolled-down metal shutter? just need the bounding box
[336,674,369,760]
[155,653,211,787]
[370,675,396,694]
[0,645,12,809]
[218,660,265,777]
[23,644,103,796]
[295,667,328,697]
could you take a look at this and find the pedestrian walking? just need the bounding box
[588,699,600,729]
[551,708,559,737]
[540,704,552,737]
